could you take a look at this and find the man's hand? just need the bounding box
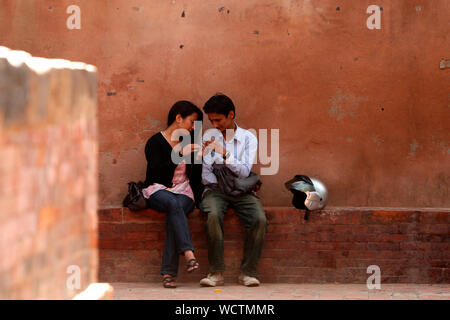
[202,139,226,157]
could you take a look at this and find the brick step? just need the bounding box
[98,207,449,283]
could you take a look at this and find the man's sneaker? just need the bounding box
[200,273,224,287]
[238,274,260,287]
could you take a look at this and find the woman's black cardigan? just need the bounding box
[144,132,204,208]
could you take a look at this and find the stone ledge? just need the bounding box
[99,206,450,225]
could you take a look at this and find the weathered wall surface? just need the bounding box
[0,0,448,208]
[0,47,98,299]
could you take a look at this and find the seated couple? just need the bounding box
[143,94,267,288]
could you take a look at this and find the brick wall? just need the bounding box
[0,47,98,299]
[98,207,449,284]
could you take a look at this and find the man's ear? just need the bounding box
[175,114,182,123]
[228,110,235,119]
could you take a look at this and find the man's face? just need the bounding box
[207,111,234,133]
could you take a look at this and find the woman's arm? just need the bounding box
[144,135,176,187]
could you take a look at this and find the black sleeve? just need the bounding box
[144,135,176,187]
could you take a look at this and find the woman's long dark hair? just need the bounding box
[167,100,203,126]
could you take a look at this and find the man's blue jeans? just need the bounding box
[145,190,195,277]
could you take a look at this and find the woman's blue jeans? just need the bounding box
[145,190,195,277]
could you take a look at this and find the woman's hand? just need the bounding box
[180,143,201,156]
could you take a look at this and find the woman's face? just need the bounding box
[177,112,198,132]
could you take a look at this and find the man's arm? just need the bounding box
[224,133,257,179]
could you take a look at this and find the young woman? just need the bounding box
[143,100,204,288]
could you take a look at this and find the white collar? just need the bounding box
[235,123,248,143]
[227,122,245,143]
[205,122,247,144]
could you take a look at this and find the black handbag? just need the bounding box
[122,181,147,211]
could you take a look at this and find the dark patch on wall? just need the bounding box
[107,92,117,96]
[179,44,184,49]
[218,7,230,14]
[0,63,29,126]
[253,30,260,35]
[181,11,185,18]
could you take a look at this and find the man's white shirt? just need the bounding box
[202,122,258,187]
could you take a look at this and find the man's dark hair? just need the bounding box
[167,100,203,126]
[203,93,235,118]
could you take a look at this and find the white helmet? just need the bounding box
[285,175,328,211]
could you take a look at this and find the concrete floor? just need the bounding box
[111,282,450,300]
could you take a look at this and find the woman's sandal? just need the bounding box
[162,275,177,288]
[186,258,200,273]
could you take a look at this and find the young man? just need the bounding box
[199,94,267,287]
